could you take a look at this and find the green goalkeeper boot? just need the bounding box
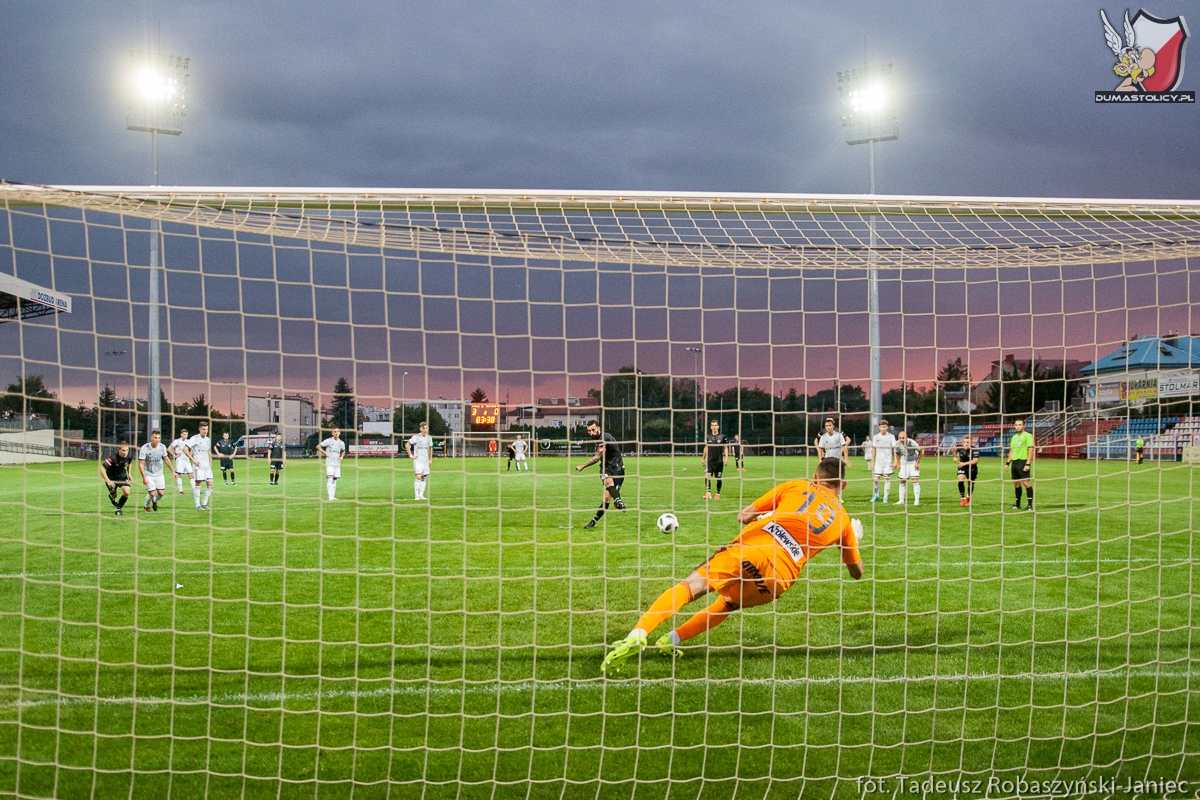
[601,630,647,675]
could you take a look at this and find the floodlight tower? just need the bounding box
[838,63,897,432]
[127,50,190,434]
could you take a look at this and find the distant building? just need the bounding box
[359,405,393,435]
[429,398,465,435]
[970,354,1089,410]
[246,394,319,445]
[502,395,600,431]
[1081,334,1200,406]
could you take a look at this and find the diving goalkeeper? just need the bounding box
[602,457,864,674]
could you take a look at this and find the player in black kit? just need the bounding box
[702,420,728,499]
[269,433,285,485]
[575,422,627,529]
[99,442,134,515]
[215,431,237,485]
[956,434,980,507]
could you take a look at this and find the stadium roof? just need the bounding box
[0,272,72,323]
[1080,336,1200,376]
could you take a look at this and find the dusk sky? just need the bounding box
[0,1,1197,413]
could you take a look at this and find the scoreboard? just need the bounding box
[470,404,500,426]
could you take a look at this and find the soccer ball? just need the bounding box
[656,513,679,534]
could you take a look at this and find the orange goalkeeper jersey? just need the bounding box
[737,478,861,582]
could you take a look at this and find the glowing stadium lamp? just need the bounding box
[127,51,189,135]
[837,62,898,432]
[126,49,190,435]
[837,64,897,146]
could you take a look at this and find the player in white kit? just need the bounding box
[169,428,193,493]
[894,429,922,507]
[815,417,849,467]
[406,421,434,500]
[138,428,170,512]
[511,434,530,472]
[317,427,347,501]
[868,419,897,504]
[183,422,215,510]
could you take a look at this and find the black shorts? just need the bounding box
[1010,460,1029,480]
[106,480,130,488]
[706,464,724,478]
[220,458,234,470]
[957,466,979,481]
[602,473,625,491]
[270,461,284,470]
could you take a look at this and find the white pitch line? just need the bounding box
[0,556,1191,581]
[3,667,1197,711]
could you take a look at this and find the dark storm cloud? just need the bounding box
[1,0,1196,196]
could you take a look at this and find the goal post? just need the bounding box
[0,182,1197,796]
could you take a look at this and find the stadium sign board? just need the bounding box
[1158,371,1200,398]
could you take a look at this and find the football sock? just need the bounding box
[592,502,609,523]
[229,470,235,482]
[203,488,212,507]
[1026,486,1033,504]
[221,469,228,481]
[704,478,711,494]
[176,477,183,492]
[958,480,966,498]
[635,581,694,635]
[913,484,921,503]
[872,478,880,496]
[715,479,722,494]
[117,493,128,508]
[414,479,422,499]
[882,478,891,501]
[193,486,202,507]
[898,484,906,503]
[968,481,975,497]
[674,596,738,643]
[327,478,336,500]
[608,482,622,501]
[1015,486,1023,505]
[145,491,153,507]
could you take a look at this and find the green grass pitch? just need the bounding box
[0,454,1196,798]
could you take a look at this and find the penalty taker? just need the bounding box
[602,457,864,674]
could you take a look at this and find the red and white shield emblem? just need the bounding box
[1131,11,1189,91]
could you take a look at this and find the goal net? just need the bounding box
[0,183,1197,797]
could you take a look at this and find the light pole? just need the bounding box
[687,347,701,452]
[401,372,407,434]
[127,49,189,435]
[838,63,897,432]
[104,350,130,439]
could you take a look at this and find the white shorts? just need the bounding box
[193,467,214,483]
[144,473,166,491]
[326,464,342,479]
[413,461,430,476]
[873,463,894,477]
[174,459,193,475]
[515,453,527,462]
[898,463,920,480]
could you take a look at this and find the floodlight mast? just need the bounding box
[127,50,189,435]
[838,63,897,433]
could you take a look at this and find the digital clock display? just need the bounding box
[470,404,500,425]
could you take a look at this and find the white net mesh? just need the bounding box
[0,182,1196,797]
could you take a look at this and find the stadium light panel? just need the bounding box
[838,63,897,145]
